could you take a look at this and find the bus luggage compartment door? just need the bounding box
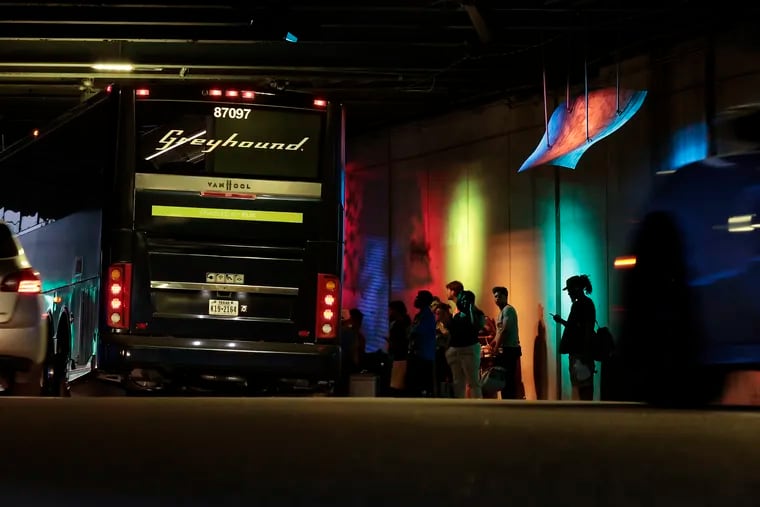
[130,235,309,343]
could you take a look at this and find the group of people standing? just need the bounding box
[384,273,599,401]
[386,280,524,399]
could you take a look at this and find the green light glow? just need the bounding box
[445,168,487,298]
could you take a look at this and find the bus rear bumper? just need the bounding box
[97,334,341,388]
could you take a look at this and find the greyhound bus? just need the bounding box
[0,84,344,394]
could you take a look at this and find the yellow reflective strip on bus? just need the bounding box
[151,205,304,224]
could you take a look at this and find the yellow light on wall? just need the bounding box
[445,169,486,299]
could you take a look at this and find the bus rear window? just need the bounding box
[136,100,323,180]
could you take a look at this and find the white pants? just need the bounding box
[445,343,482,398]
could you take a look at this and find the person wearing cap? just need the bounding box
[407,290,437,397]
[553,274,597,400]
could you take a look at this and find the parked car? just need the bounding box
[0,221,48,395]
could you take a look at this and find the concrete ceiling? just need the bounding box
[0,1,754,143]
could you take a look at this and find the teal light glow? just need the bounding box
[42,279,69,294]
[558,190,606,400]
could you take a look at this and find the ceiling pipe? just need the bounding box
[0,71,421,81]
[0,63,436,76]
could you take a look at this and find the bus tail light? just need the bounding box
[107,263,132,329]
[208,89,223,97]
[313,99,327,108]
[135,88,150,97]
[1,268,42,293]
[315,273,339,340]
[225,89,239,98]
[241,90,255,99]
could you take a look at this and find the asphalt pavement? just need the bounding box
[0,396,759,507]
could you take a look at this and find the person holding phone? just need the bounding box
[553,275,597,400]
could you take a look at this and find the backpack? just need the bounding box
[472,306,486,331]
[592,322,615,362]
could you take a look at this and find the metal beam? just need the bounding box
[0,39,468,71]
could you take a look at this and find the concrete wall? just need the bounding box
[343,36,760,400]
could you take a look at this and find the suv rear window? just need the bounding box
[0,223,19,258]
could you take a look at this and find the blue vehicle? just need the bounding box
[614,151,760,404]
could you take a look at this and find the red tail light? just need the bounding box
[107,263,132,329]
[313,99,327,108]
[315,273,339,340]
[135,88,150,97]
[1,268,41,293]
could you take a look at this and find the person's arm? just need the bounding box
[491,310,506,350]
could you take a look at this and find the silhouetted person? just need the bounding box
[387,300,411,396]
[434,302,453,396]
[554,275,596,401]
[446,290,483,398]
[407,290,436,397]
[336,308,367,396]
[617,211,725,406]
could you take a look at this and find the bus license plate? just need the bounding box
[209,299,239,316]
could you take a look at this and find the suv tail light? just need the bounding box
[107,263,132,329]
[0,268,41,293]
[315,273,340,340]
